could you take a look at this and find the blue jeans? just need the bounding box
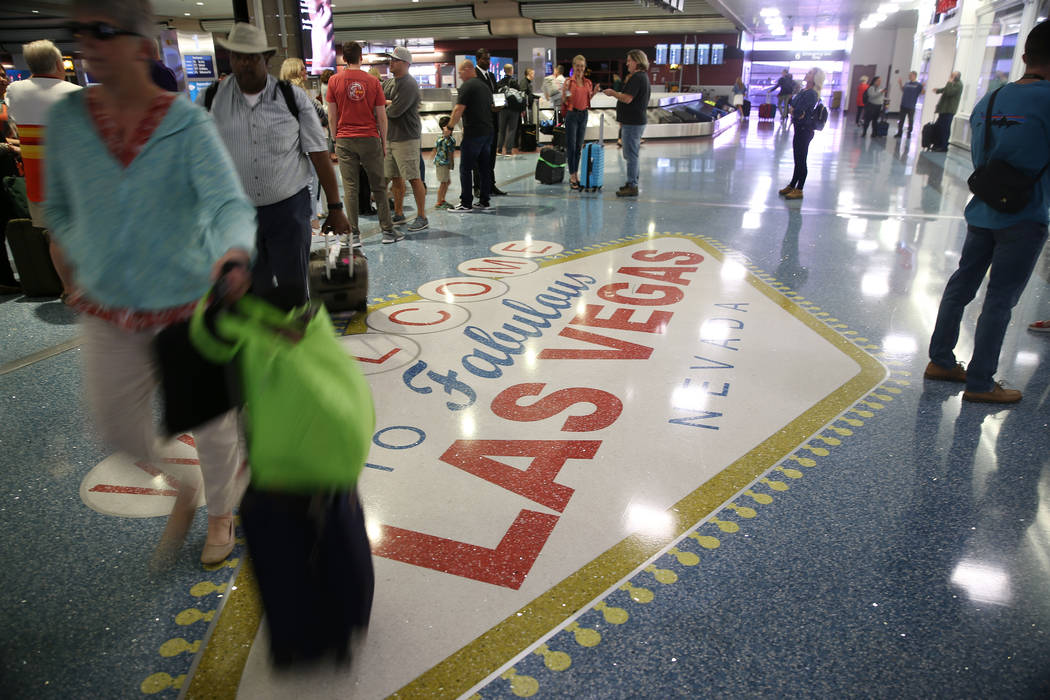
[929,221,1048,391]
[621,123,645,186]
[459,134,492,208]
[564,110,588,176]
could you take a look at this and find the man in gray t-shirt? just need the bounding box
[382,47,427,233]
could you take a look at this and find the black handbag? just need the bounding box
[967,86,1050,213]
[153,268,242,435]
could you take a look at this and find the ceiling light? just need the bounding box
[32,8,39,12]
[760,8,780,17]
[196,1,204,5]
[635,30,649,34]
[566,32,579,35]
[184,11,191,15]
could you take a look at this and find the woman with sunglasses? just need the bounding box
[46,0,257,566]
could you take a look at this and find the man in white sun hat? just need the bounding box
[203,21,349,307]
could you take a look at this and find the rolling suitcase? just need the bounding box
[671,107,699,123]
[873,120,889,137]
[240,487,374,667]
[308,235,369,313]
[578,114,604,192]
[535,146,566,184]
[5,219,63,297]
[519,101,539,152]
[758,100,776,120]
[740,99,752,117]
[921,122,938,149]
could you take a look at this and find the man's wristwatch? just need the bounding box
[327,202,343,210]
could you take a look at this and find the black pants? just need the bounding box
[860,104,882,135]
[855,104,865,125]
[935,112,954,149]
[460,134,493,207]
[253,187,311,308]
[473,118,498,191]
[789,128,815,190]
[897,107,915,135]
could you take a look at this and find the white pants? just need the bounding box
[80,314,245,515]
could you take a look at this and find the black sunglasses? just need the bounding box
[68,21,141,41]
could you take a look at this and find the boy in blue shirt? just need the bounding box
[434,115,456,209]
[925,21,1050,403]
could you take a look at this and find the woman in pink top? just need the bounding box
[562,55,600,190]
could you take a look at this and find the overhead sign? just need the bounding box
[751,50,848,62]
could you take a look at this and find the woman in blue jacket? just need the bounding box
[779,67,825,201]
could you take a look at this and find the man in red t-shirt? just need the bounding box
[326,41,395,245]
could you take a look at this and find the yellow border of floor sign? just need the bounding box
[185,234,887,699]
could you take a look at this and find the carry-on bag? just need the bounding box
[758,100,776,120]
[5,219,63,297]
[552,124,567,149]
[578,113,605,192]
[873,120,889,137]
[536,146,566,184]
[519,101,539,152]
[190,289,377,666]
[308,233,368,314]
[921,122,938,150]
[741,99,752,117]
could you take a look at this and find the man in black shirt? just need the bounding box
[768,69,794,121]
[447,61,495,211]
[472,48,507,196]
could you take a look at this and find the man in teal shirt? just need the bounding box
[926,22,1050,403]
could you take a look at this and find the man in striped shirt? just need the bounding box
[206,23,348,307]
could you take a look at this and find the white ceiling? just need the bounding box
[710,0,920,35]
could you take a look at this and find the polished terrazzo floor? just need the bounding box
[2,112,1049,699]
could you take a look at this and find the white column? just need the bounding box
[1009,0,1042,80]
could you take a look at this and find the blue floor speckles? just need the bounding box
[3,114,1050,698]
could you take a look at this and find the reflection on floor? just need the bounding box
[2,114,1049,699]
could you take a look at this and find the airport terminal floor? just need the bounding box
[3,112,1050,699]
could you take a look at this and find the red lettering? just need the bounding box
[597,282,684,306]
[538,326,654,360]
[371,510,558,589]
[491,383,624,432]
[441,439,600,512]
[631,250,704,265]
[388,307,452,326]
[570,304,672,334]
[617,266,696,286]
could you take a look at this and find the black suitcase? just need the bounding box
[240,487,374,667]
[671,107,699,123]
[309,241,368,314]
[921,122,938,149]
[535,146,566,184]
[740,99,751,117]
[873,120,889,137]
[5,219,62,297]
[519,123,538,152]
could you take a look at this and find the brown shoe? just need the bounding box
[923,361,967,383]
[778,185,795,196]
[784,188,803,200]
[963,382,1022,404]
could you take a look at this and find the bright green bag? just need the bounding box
[190,295,375,492]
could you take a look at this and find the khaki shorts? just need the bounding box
[384,138,421,180]
[436,164,451,183]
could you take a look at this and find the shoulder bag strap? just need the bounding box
[981,86,1002,166]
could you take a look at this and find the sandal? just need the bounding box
[570,180,581,190]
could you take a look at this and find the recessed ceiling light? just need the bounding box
[566,32,578,35]
[32,9,39,12]
[196,1,204,5]
[635,30,649,34]
[184,12,191,15]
